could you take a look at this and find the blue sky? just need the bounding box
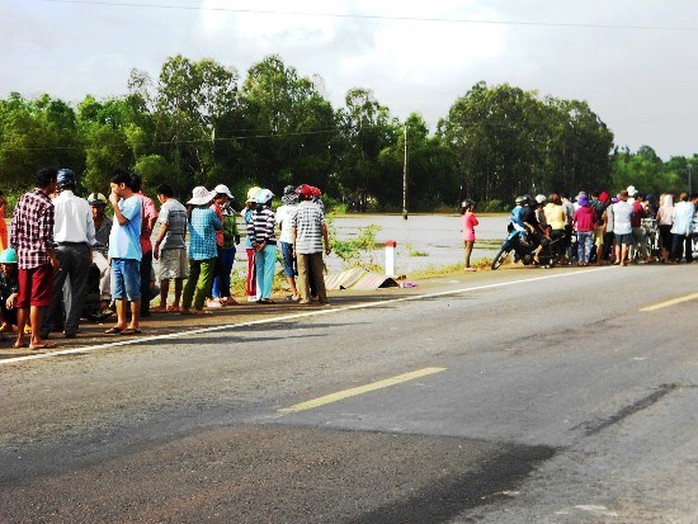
[2,0,697,159]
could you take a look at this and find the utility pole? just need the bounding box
[402,123,408,220]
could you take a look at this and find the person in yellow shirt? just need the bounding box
[543,193,567,242]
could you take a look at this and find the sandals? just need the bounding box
[29,341,57,350]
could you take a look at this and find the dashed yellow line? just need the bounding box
[640,292,698,312]
[278,367,447,414]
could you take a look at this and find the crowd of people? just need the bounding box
[505,186,698,267]
[0,168,331,350]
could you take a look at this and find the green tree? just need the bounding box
[0,93,83,191]
[545,98,614,193]
[239,55,336,193]
[153,55,240,195]
[335,88,399,210]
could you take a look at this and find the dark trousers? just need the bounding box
[43,243,90,337]
[140,250,152,316]
[213,246,236,299]
[671,234,693,262]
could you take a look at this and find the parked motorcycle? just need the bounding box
[491,229,564,270]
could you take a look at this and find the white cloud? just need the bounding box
[1,0,697,157]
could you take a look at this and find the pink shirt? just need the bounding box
[462,211,479,242]
[137,192,158,253]
[573,206,596,232]
[210,202,224,247]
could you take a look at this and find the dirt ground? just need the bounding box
[1,268,496,360]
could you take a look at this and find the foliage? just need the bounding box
[440,82,615,203]
[0,55,691,211]
[329,224,382,266]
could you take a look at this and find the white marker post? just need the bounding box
[385,240,397,277]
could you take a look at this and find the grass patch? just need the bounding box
[404,243,430,257]
[408,257,493,278]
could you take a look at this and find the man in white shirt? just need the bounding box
[612,190,634,266]
[670,192,695,263]
[42,169,95,339]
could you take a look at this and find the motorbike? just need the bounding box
[491,227,564,270]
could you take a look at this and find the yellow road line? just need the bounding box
[640,292,698,312]
[278,367,447,414]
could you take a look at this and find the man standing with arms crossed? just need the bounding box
[10,167,60,349]
[105,170,143,335]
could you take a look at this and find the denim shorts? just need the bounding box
[111,258,141,301]
[280,241,296,277]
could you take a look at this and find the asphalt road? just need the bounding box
[1,264,697,523]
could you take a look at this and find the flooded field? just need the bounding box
[325,214,510,273]
[2,214,509,277]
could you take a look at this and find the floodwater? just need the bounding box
[326,214,510,273]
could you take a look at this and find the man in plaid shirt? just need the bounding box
[10,167,60,350]
[291,184,331,305]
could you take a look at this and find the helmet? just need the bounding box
[0,248,17,264]
[283,185,296,196]
[309,186,322,197]
[521,194,532,206]
[255,188,274,204]
[57,168,76,187]
[246,186,261,203]
[460,199,474,209]
[87,192,108,206]
[535,194,547,205]
[295,184,313,198]
[515,196,525,206]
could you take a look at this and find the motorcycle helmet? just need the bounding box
[535,194,547,205]
[57,168,76,188]
[255,188,274,205]
[87,192,108,206]
[515,195,525,206]
[246,186,262,203]
[295,184,313,198]
[0,248,17,264]
[521,194,532,206]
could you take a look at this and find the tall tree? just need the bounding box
[0,93,83,190]
[154,55,240,194]
[336,88,399,210]
[239,55,336,193]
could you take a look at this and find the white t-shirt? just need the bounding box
[613,200,633,235]
[275,204,298,244]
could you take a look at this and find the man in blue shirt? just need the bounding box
[105,169,143,335]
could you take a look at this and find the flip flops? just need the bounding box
[104,327,123,335]
[28,342,56,350]
[120,328,142,335]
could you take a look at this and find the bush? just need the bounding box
[329,223,382,267]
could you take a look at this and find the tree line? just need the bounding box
[1,54,695,211]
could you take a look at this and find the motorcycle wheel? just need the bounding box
[491,248,511,270]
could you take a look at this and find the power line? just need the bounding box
[38,0,698,32]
